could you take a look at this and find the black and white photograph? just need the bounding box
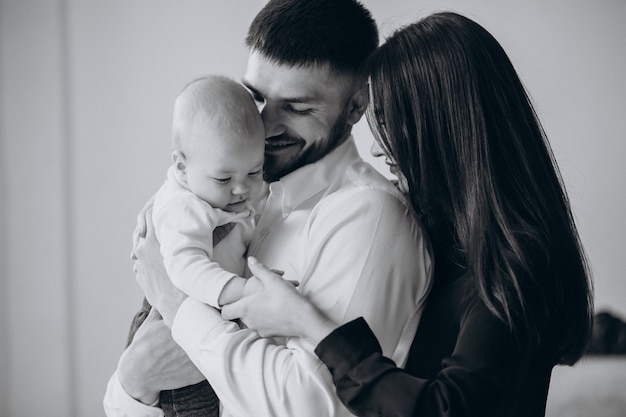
[1,1,625,416]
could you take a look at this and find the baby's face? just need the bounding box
[184,121,265,213]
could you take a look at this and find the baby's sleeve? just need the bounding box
[152,193,242,308]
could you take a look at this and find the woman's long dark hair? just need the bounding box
[366,12,593,364]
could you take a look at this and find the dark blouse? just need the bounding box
[315,269,557,417]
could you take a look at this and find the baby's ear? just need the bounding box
[171,150,188,184]
[172,150,187,172]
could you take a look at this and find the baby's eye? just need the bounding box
[248,169,262,177]
[213,177,231,184]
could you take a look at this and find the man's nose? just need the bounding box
[260,103,285,138]
[370,140,385,158]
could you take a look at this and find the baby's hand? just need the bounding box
[242,276,264,297]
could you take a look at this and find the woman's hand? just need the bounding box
[131,198,187,328]
[221,257,338,344]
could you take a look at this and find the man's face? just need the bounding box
[243,51,358,182]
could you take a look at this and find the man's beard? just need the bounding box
[263,113,350,183]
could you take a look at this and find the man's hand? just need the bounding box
[131,197,186,327]
[118,309,205,404]
[131,194,155,261]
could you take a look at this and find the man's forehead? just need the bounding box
[243,51,349,100]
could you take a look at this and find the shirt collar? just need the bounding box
[268,136,361,217]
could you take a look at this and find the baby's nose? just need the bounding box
[232,182,250,195]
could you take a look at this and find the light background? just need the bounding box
[1,1,624,416]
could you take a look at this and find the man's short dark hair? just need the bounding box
[246,0,378,76]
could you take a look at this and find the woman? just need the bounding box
[222,12,593,417]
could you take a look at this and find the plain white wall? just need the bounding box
[1,1,624,416]
[1,1,75,415]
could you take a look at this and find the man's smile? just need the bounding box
[264,136,305,155]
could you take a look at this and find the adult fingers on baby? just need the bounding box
[247,258,301,291]
[144,205,155,235]
[131,209,149,260]
[131,229,142,261]
[247,257,284,281]
[134,209,159,262]
[134,210,148,240]
[131,219,143,260]
[133,194,156,243]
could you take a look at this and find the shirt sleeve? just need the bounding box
[103,371,164,417]
[172,299,349,417]
[315,304,535,417]
[170,188,433,417]
[153,191,247,308]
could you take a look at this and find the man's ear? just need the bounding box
[171,150,188,182]
[346,84,369,126]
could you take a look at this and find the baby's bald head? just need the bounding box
[172,75,263,153]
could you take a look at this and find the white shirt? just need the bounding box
[153,166,255,307]
[104,137,433,417]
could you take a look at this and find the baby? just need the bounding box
[153,75,266,307]
[119,75,266,413]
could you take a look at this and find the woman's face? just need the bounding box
[370,140,409,193]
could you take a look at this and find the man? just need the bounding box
[104,0,432,416]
